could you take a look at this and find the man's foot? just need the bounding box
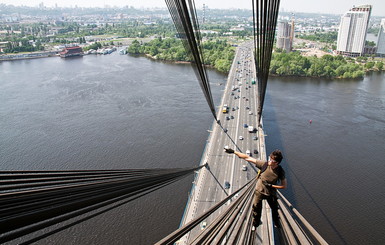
[252,221,260,231]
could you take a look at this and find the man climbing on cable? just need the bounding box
[224,148,287,229]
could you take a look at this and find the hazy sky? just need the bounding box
[1,0,385,16]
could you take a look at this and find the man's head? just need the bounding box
[269,149,283,164]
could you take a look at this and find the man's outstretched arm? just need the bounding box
[224,148,261,165]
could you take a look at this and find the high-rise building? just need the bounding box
[276,19,294,53]
[336,5,372,57]
[377,19,385,56]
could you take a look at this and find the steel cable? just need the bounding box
[165,0,217,121]
[19,176,185,245]
[190,178,256,244]
[1,168,194,229]
[252,0,280,125]
[155,178,257,245]
[1,170,187,221]
[0,165,204,243]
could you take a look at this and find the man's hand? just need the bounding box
[263,180,272,187]
[224,148,234,154]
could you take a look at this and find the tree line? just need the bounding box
[127,38,235,73]
[270,51,384,79]
[127,37,384,78]
[298,31,338,44]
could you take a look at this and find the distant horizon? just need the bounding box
[1,1,385,17]
[0,4,347,17]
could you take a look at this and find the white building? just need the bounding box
[336,5,372,57]
[276,21,294,52]
[377,19,385,56]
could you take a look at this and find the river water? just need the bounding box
[1,53,384,245]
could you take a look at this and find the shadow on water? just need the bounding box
[264,83,348,245]
[287,168,348,244]
[263,90,294,200]
[61,55,83,59]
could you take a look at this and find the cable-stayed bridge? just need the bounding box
[157,42,328,245]
[0,0,329,244]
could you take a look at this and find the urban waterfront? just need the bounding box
[1,53,384,244]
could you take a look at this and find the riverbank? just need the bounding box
[127,38,234,73]
[0,51,58,61]
[142,53,220,72]
[142,51,384,79]
[2,47,383,80]
[269,69,384,79]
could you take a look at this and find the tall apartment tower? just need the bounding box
[202,4,206,24]
[276,19,294,53]
[376,19,385,56]
[336,4,372,57]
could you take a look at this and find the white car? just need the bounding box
[242,165,247,171]
[201,221,207,230]
[239,136,244,140]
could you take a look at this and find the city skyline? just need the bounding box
[1,0,385,17]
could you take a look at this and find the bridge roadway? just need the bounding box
[178,43,271,244]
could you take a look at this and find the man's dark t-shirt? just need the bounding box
[254,160,285,196]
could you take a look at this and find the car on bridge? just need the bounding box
[239,136,244,140]
[224,181,230,189]
[201,221,207,230]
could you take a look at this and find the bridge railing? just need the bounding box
[277,191,329,245]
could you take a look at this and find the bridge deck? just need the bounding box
[178,42,275,244]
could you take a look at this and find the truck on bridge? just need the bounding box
[222,104,229,113]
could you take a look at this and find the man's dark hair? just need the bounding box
[270,149,283,163]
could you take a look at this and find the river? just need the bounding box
[264,73,385,245]
[0,53,384,245]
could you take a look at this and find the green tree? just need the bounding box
[127,40,142,54]
[352,70,365,78]
[364,62,375,70]
[375,62,384,71]
[365,41,376,47]
[343,71,352,78]
[84,42,102,51]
